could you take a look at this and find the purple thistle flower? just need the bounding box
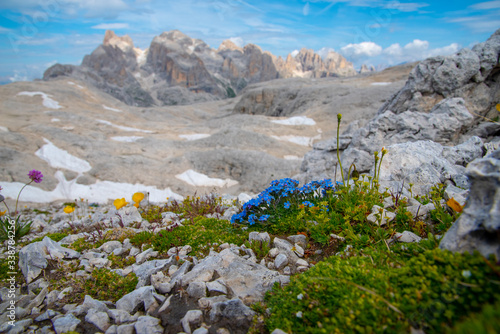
[28,170,43,183]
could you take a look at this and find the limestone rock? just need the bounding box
[379,29,500,119]
[208,298,256,331]
[181,248,285,304]
[393,231,422,243]
[134,315,164,334]
[376,140,468,195]
[181,310,203,334]
[440,149,500,259]
[85,308,111,332]
[19,236,80,283]
[52,313,81,334]
[116,286,157,315]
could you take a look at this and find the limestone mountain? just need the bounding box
[43,30,357,107]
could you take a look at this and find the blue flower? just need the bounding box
[248,214,257,225]
[259,215,270,221]
[284,202,291,209]
[302,201,315,208]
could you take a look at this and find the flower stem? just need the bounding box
[15,180,33,215]
[336,114,345,186]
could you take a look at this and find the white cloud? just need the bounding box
[0,26,12,34]
[316,47,335,59]
[310,0,429,12]
[91,23,130,30]
[449,16,500,33]
[229,36,244,47]
[470,1,500,10]
[303,2,310,15]
[340,41,382,59]
[381,39,460,65]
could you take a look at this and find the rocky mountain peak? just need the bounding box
[359,64,376,73]
[218,40,243,52]
[43,29,360,107]
[103,30,134,53]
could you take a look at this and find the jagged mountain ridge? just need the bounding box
[43,30,357,107]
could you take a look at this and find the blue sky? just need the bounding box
[0,0,498,84]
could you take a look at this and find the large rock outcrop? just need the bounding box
[379,28,500,120]
[439,148,500,259]
[298,29,500,191]
[43,30,357,107]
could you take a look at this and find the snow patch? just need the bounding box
[111,136,143,142]
[135,48,147,66]
[271,135,321,147]
[271,116,316,126]
[17,91,62,109]
[179,134,211,141]
[67,81,84,89]
[102,105,123,113]
[284,155,302,160]
[371,82,391,86]
[176,169,238,188]
[35,138,92,173]
[51,118,60,122]
[0,126,8,132]
[97,119,153,133]
[0,171,182,204]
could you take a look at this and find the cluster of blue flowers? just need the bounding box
[231,178,335,225]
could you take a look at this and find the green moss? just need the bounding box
[108,253,136,269]
[29,232,69,244]
[83,268,138,302]
[131,218,249,257]
[448,299,500,334]
[69,237,107,252]
[260,249,500,333]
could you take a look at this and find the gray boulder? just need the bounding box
[52,313,81,334]
[376,140,470,195]
[19,237,80,283]
[134,315,164,334]
[208,298,256,331]
[181,248,286,304]
[440,149,500,259]
[380,28,500,119]
[116,286,157,315]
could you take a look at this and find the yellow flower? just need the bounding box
[132,192,145,204]
[496,103,500,112]
[63,206,75,214]
[134,203,140,208]
[114,198,129,210]
[0,210,6,216]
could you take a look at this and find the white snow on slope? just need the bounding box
[35,138,91,173]
[0,171,182,204]
[0,126,8,132]
[271,134,321,147]
[371,82,391,86]
[176,169,238,188]
[17,91,62,109]
[179,134,211,141]
[97,119,153,133]
[111,136,143,143]
[284,155,302,160]
[271,116,316,126]
[67,81,84,89]
[103,105,123,113]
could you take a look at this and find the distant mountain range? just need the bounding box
[43,30,369,107]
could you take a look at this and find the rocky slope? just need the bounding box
[43,30,357,107]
